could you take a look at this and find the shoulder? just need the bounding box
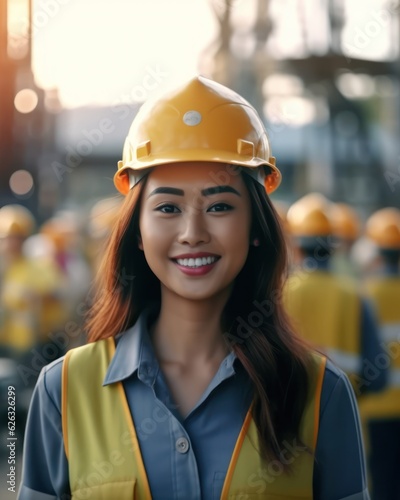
[64,338,113,369]
[32,356,65,414]
[29,340,113,416]
[305,354,353,411]
[319,359,357,416]
[37,340,111,401]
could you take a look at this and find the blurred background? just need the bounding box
[0,0,399,496]
[1,0,399,216]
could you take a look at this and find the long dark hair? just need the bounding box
[85,172,312,465]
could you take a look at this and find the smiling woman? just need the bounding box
[18,76,370,500]
[138,162,252,302]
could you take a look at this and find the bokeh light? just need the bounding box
[9,170,34,196]
[14,89,39,114]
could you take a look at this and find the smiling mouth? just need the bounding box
[174,256,220,268]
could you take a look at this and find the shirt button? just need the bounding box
[176,437,190,454]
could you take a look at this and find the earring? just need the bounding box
[252,238,260,247]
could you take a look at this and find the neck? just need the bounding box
[151,290,231,365]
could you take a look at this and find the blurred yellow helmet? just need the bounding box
[286,193,332,237]
[40,214,78,252]
[365,207,400,249]
[114,75,281,196]
[330,203,360,242]
[0,204,35,238]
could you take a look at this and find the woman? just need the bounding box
[18,76,369,499]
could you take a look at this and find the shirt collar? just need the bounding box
[103,305,240,386]
[103,307,159,386]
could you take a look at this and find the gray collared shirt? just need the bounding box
[18,309,370,500]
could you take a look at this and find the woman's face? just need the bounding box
[139,162,252,302]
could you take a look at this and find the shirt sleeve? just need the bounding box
[313,362,370,500]
[17,359,70,500]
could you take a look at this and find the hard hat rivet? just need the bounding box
[183,110,202,126]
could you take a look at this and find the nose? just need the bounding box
[177,211,210,246]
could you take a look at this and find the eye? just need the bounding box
[208,203,233,212]
[155,204,180,214]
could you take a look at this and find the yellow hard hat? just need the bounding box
[365,207,400,249]
[330,203,360,242]
[0,204,35,238]
[114,75,281,195]
[286,193,332,237]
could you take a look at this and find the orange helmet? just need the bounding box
[330,203,360,242]
[114,76,281,196]
[286,193,332,237]
[365,207,400,249]
[0,204,35,238]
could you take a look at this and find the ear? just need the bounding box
[137,235,143,251]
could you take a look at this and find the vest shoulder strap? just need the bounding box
[62,338,152,499]
[221,352,326,499]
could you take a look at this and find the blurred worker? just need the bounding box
[85,196,123,274]
[40,211,92,344]
[358,207,400,500]
[283,193,387,397]
[330,202,363,280]
[0,204,67,387]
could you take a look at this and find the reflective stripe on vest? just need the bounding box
[62,338,326,500]
[284,271,361,378]
[359,277,400,419]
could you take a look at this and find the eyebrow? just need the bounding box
[148,185,241,197]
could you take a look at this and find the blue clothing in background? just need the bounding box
[359,297,388,394]
[18,310,370,500]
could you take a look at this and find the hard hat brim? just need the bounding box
[114,153,281,196]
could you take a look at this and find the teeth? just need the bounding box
[176,256,218,268]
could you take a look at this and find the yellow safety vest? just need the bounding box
[358,276,400,419]
[283,270,360,389]
[62,338,326,499]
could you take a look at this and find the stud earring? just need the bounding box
[252,238,260,247]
